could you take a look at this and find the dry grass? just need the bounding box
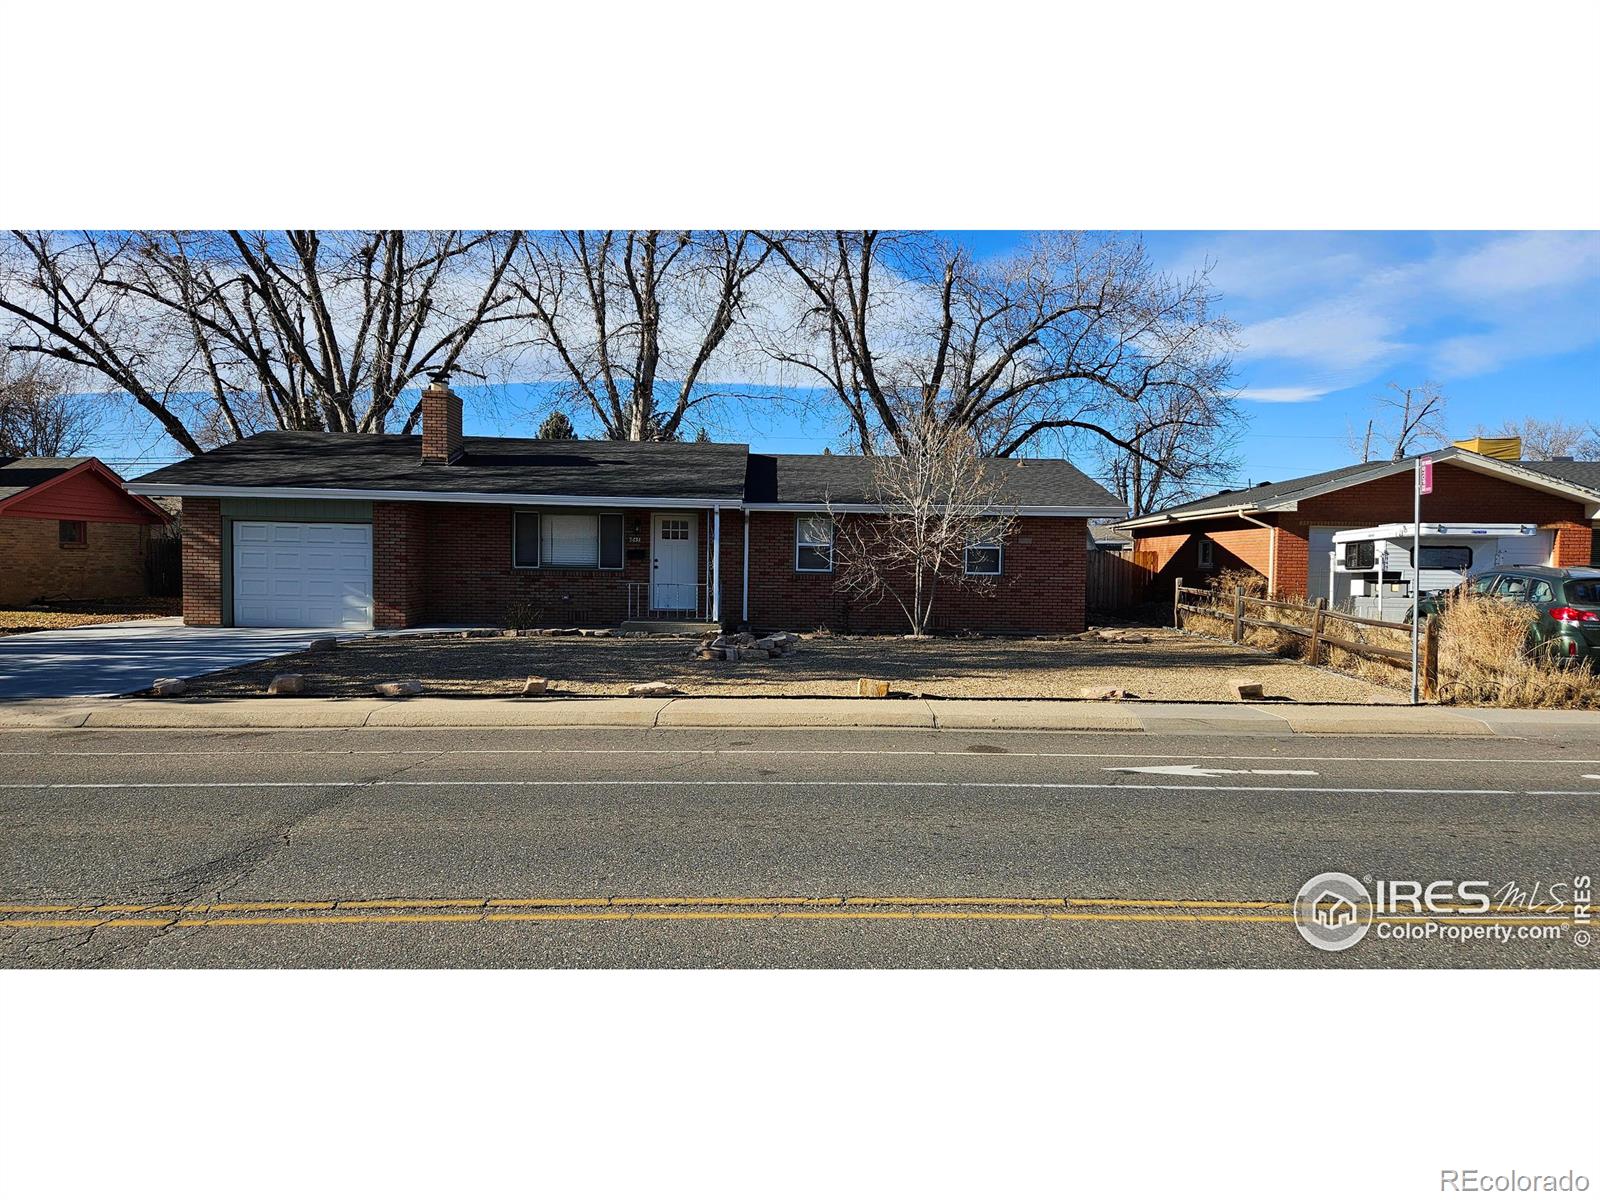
[0,598,181,637]
[1181,586,1600,709]
[1435,593,1600,709]
[182,629,1402,703]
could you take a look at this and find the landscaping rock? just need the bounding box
[628,680,681,697]
[580,628,613,638]
[374,679,424,698]
[737,646,770,661]
[857,678,890,698]
[1230,678,1266,700]
[521,676,549,696]
[306,638,339,654]
[755,636,779,651]
[268,672,306,696]
[1079,686,1138,701]
[149,677,187,697]
[501,629,521,638]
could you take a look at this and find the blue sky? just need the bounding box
[84,231,1600,489]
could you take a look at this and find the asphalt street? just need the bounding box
[1,725,1596,967]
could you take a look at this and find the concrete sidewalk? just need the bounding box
[0,694,1594,736]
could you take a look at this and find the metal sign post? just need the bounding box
[1410,456,1432,704]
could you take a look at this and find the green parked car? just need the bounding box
[1411,565,1600,666]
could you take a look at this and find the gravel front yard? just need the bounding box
[0,598,182,637]
[184,627,1406,703]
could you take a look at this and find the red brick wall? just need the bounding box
[410,504,740,627]
[0,517,150,605]
[373,502,428,628]
[742,512,1087,634]
[1553,525,1595,567]
[1134,522,1272,599]
[181,497,222,625]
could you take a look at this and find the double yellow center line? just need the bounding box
[0,895,1578,931]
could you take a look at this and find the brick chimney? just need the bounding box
[420,375,463,464]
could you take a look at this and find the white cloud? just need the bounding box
[1439,231,1600,300]
[1236,385,1328,403]
[1236,300,1411,372]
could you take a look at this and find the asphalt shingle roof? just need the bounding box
[129,433,1123,511]
[129,432,752,501]
[1521,459,1600,492]
[0,457,91,501]
[745,453,1120,509]
[1138,450,1600,522]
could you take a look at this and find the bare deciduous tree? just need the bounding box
[756,230,1237,466]
[504,230,770,441]
[0,230,523,454]
[1349,382,1449,462]
[0,351,99,457]
[830,417,1017,636]
[1474,415,1592,461]
[1099,388,1243,516]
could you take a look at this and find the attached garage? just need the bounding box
[232,521,373,628]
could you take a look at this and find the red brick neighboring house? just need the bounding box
[1122,448,1600,602]
[0,457,172,606]
[124,382,1124,634]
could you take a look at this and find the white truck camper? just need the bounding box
[1327,523,1554,621]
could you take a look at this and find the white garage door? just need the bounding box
[1306,526,1338,604]
[233,522,373,629]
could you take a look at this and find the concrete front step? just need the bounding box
[620,619,722,635]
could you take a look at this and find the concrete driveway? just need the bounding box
[0,617,473,699]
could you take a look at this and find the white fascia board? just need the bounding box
[124,483,738,508]
[1120,501,1299,529]
[742,502,1128,518]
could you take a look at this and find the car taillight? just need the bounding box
[1549,606,1599,624]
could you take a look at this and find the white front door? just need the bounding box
[651,512,698,612]
[233,521,373,629]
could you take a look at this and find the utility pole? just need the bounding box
[1410,455,1432,704]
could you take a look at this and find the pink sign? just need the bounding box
[1420,456,1433,495]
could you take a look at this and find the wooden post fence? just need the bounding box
[1231,587,1245,643]
[1307,598,1326,666]
[1173,576,1184,630]
[1422,615,1441,700]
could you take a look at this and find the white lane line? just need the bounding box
[1106,765,1319,778]
[0,779,1536,795]
[3,747,1596,765]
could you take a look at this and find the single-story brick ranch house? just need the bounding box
[1121,446,1600,603]
[124,382,1125,634]
[0,457,173,606]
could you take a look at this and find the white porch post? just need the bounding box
[741,509,750,624]
[711,506,722,623]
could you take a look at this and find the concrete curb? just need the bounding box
[0,695,1593,735]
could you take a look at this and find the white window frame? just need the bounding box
[963,536,1004,577]
[795,515,834,573]
[1196,537,1215,569]
[511,509,625,570]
